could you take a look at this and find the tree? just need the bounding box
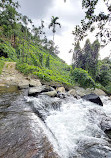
[32,26,40,43]
[72,0,111,46]
[73,41,82,68]
[72,39,100,79]
[49,16,61,42]
[96,57,111,87]
[0,0,20,47]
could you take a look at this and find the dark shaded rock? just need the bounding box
[57,91,66,99]
[81,144,111,158]
[105,129,111,139]
[82,93,103,106]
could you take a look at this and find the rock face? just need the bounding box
[0,92,58,158]
[82,93,103,106]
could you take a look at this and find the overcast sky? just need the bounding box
[16,0,111,64]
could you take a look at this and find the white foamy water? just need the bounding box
[26,96,111,158]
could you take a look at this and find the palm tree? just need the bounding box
[49,16,61,42]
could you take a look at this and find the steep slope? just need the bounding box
[0,39,72,87]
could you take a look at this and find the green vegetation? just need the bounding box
[15,45,72,85]
[71,68,95,88]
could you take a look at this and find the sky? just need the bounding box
[15,0,111,64]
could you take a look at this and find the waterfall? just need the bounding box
[25,95,111,158]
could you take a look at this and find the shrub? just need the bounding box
[33,71,51,81]
[71,68,95,88]
[38,53,43,66]
[0,42,17,61]
[45,55,50,68]
[16,63,38,75]
[0,59,4,74]
[30,53,41,67]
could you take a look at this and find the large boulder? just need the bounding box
[68,89,77,97]
[41,91,57,97]
[56,87,65,93]
[57,91,66,99]
[82,93,103,106]
[75,87,87,97]
[93,88,106,96]
[18,80,29,89]
[29,79,42,87]
[28,85,55,96]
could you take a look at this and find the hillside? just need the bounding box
[0,38,72,87]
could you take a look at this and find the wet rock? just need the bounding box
[56,87,65,93]
[94,88,106,96]
[105,129,111,139]
[57,91,66,99]
[68,89,77,97]
[41,90,57,97]
[0,91,59,158]
[0,84,18,94]
[82,93,103,106]
[85,88,94,95]
[80,143,111,158]
[28,85,55,96]
[75,87,87,97]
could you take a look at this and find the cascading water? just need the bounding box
[25,95,111,158]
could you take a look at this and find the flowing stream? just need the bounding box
[25,95,111,158]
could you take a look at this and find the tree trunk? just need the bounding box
[53,32,54,42]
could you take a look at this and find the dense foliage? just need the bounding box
[71,68,95,88]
